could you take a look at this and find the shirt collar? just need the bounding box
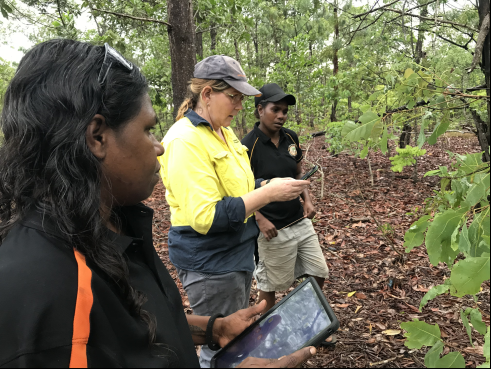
[185,109,213,131]
[21,203,154,255]
[253,122,286,144]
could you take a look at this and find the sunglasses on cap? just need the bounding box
[98,43,134,85]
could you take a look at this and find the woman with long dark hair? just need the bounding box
[0,39,315,368]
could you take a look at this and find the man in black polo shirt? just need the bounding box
[242,83,330,318]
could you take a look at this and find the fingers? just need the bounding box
[244,299,266,318]
[269,347,316,368]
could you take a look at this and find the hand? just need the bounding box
[213,300,267,348]
[256,212,278,241]
[236,346,317,368]
[303,201,316,219]
[267,178,310,203]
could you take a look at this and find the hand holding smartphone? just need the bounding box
[300,165,319,181]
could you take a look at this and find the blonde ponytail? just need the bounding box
[175,78,231,121]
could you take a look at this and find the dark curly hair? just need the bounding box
[0,39,158,344]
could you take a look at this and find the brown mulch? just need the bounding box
[144,135,490,368]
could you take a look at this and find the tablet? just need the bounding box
[211,277,339,368]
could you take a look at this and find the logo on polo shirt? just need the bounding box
[288,144,297,157]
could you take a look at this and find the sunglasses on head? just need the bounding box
[98,43,134,85]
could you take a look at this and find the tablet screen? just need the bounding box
[214,282,332,368]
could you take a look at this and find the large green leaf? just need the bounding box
[450,256,490,297]
[460,153,488,175]
[424,341,466,368]
[464,173,490,206]
[419,283,450,310]
[428,114,450,145]
[342,111,382,142]
[380,127,389,154]
[401,320,441,349]
[468,209,491,257]
[459,223,472,255]
[425,208,467,266]
[404,215,431,252]
[470,308,487,335]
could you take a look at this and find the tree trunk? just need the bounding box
[167,0,196,120]
[414,3,428,65]
[478,0,491,161]
[195,12,203,60]
[210,22,217,52]
[330,3,339,122]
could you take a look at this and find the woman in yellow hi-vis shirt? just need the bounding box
[159,55,309,368]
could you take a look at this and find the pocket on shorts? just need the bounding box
[254,260,266,285]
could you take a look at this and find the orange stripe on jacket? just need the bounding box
[70,250,93,368]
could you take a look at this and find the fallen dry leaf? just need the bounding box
[355,292,367,299]
[382,329,402,336]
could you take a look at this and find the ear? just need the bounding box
[257,104,264,116]
[201,86,213,104]
[86,114,110,160]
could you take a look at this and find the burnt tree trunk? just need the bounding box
[168,0,196,120]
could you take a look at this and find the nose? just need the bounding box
[236,100,243,110]
[278,111,287,121]
[153,136,164,156]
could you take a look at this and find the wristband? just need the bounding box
[206,313,224,351]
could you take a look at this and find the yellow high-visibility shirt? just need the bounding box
[159,112,255,236]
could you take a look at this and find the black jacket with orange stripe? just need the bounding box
[0,204,199,368]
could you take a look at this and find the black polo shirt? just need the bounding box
[0,204,199,368]
[242,123,304,229]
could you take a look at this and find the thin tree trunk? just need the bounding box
[330,2,339,122]
[167,0,196,119]
[210,22,217,52]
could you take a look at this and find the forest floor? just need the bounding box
[144,135,490,368]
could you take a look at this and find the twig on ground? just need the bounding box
[369,355,404,366]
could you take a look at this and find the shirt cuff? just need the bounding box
[208,197,246,234]
[255,178,264,189]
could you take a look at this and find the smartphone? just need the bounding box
[210,277,339,368]
[300,165,319,180]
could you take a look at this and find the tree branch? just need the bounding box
[92,8,172,27]
[353,3,478,33]
[466,84,489,91]
[468,12,490,73]
[352,0,400,18]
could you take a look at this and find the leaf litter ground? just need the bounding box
[144,135,490,368]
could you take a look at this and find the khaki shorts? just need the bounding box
[254,218,329,292]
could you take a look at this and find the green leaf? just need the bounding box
[464,173,490,206]
[404,215,431,252]
[468,209,491,257]
[343,111,382,142]
[360,145,369,159]
[428,114,450,145]
[450,256,490,297]
[484,327,490,362]
[419,283,450,310]
[417,117,427,148]
[404,68,415,79]
[470,308,487,335]
[401,320,441,349]
[425,341,445,368]
[461,309,473,345]
[460,153,487,174]
[425,208,467,266]
[437,352,466,368]
[425,169,441,177]
[459,223,472,255]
